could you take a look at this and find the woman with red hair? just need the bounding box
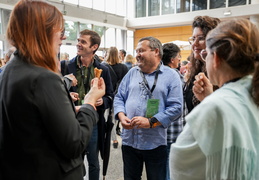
[0,1,105,179]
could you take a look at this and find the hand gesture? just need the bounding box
[70,92,79,102]
[193,72,213,101]
[65,73,78,86]
[118,112,133,129]
[95,98,103,107]
[131,116,150,129]
[84,77,105,106]
[75,105,81,113]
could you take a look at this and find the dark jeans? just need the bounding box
[122,145,167,180]
[86,125,99,180]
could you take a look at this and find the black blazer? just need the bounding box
[60,55,114,159]
[61,55,113,109]
[0,53,98,180]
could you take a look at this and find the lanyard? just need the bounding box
[140,64,160,95]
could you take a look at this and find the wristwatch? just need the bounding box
[149,117,159,128]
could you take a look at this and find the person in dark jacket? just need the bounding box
[0,1,105,180]
[103,46,128,148]
[60,29,113,180]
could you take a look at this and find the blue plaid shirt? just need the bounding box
[167,69,185,143]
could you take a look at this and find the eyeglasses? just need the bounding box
[199,49,207,62]
[177,54,181,59]
[60,28,65,38]
[188,35,205,45]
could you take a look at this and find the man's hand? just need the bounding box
[131,116,150,129]
[95,98,103,107]
[118,112,133,129]
[65,73,78,86]
[75,105,81,113]
[70,92,79,102]
[193,72,213,101]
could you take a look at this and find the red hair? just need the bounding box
[7,0,64,72]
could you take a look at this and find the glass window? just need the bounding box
[162,0,175,15]
[105,27,116,48]
[65,21,79,41]
[210,0,225,9]
[0,41,3,59]
[80,23,92,32]
[0,9,2,35]
[93,25,105,48]
[136,0,146,17]
[192,0,207,11]
[93,25,105,38]
[79,0,93,8]
[176,0,190,13]
[229,0,246,6]
[0,9,3,34]
[148,0,160,16]
[2,9,11,34]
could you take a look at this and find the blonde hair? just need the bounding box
[125,54,136,64]
[106,47,120,65]
[60,52,69,61]
[7,0,64,73]
[0,58,4,67]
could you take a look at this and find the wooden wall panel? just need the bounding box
[134,25,193,61]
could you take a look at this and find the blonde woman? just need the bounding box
[104,46,128,147]
[124,54,136,70]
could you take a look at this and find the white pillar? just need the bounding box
[250,15,259,29]
[250,1,259,29]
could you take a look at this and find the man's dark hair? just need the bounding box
[80,29,101,54]
[162,43,180,66]
[120,49,126,57]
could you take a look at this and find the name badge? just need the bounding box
[146,99,159,118]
